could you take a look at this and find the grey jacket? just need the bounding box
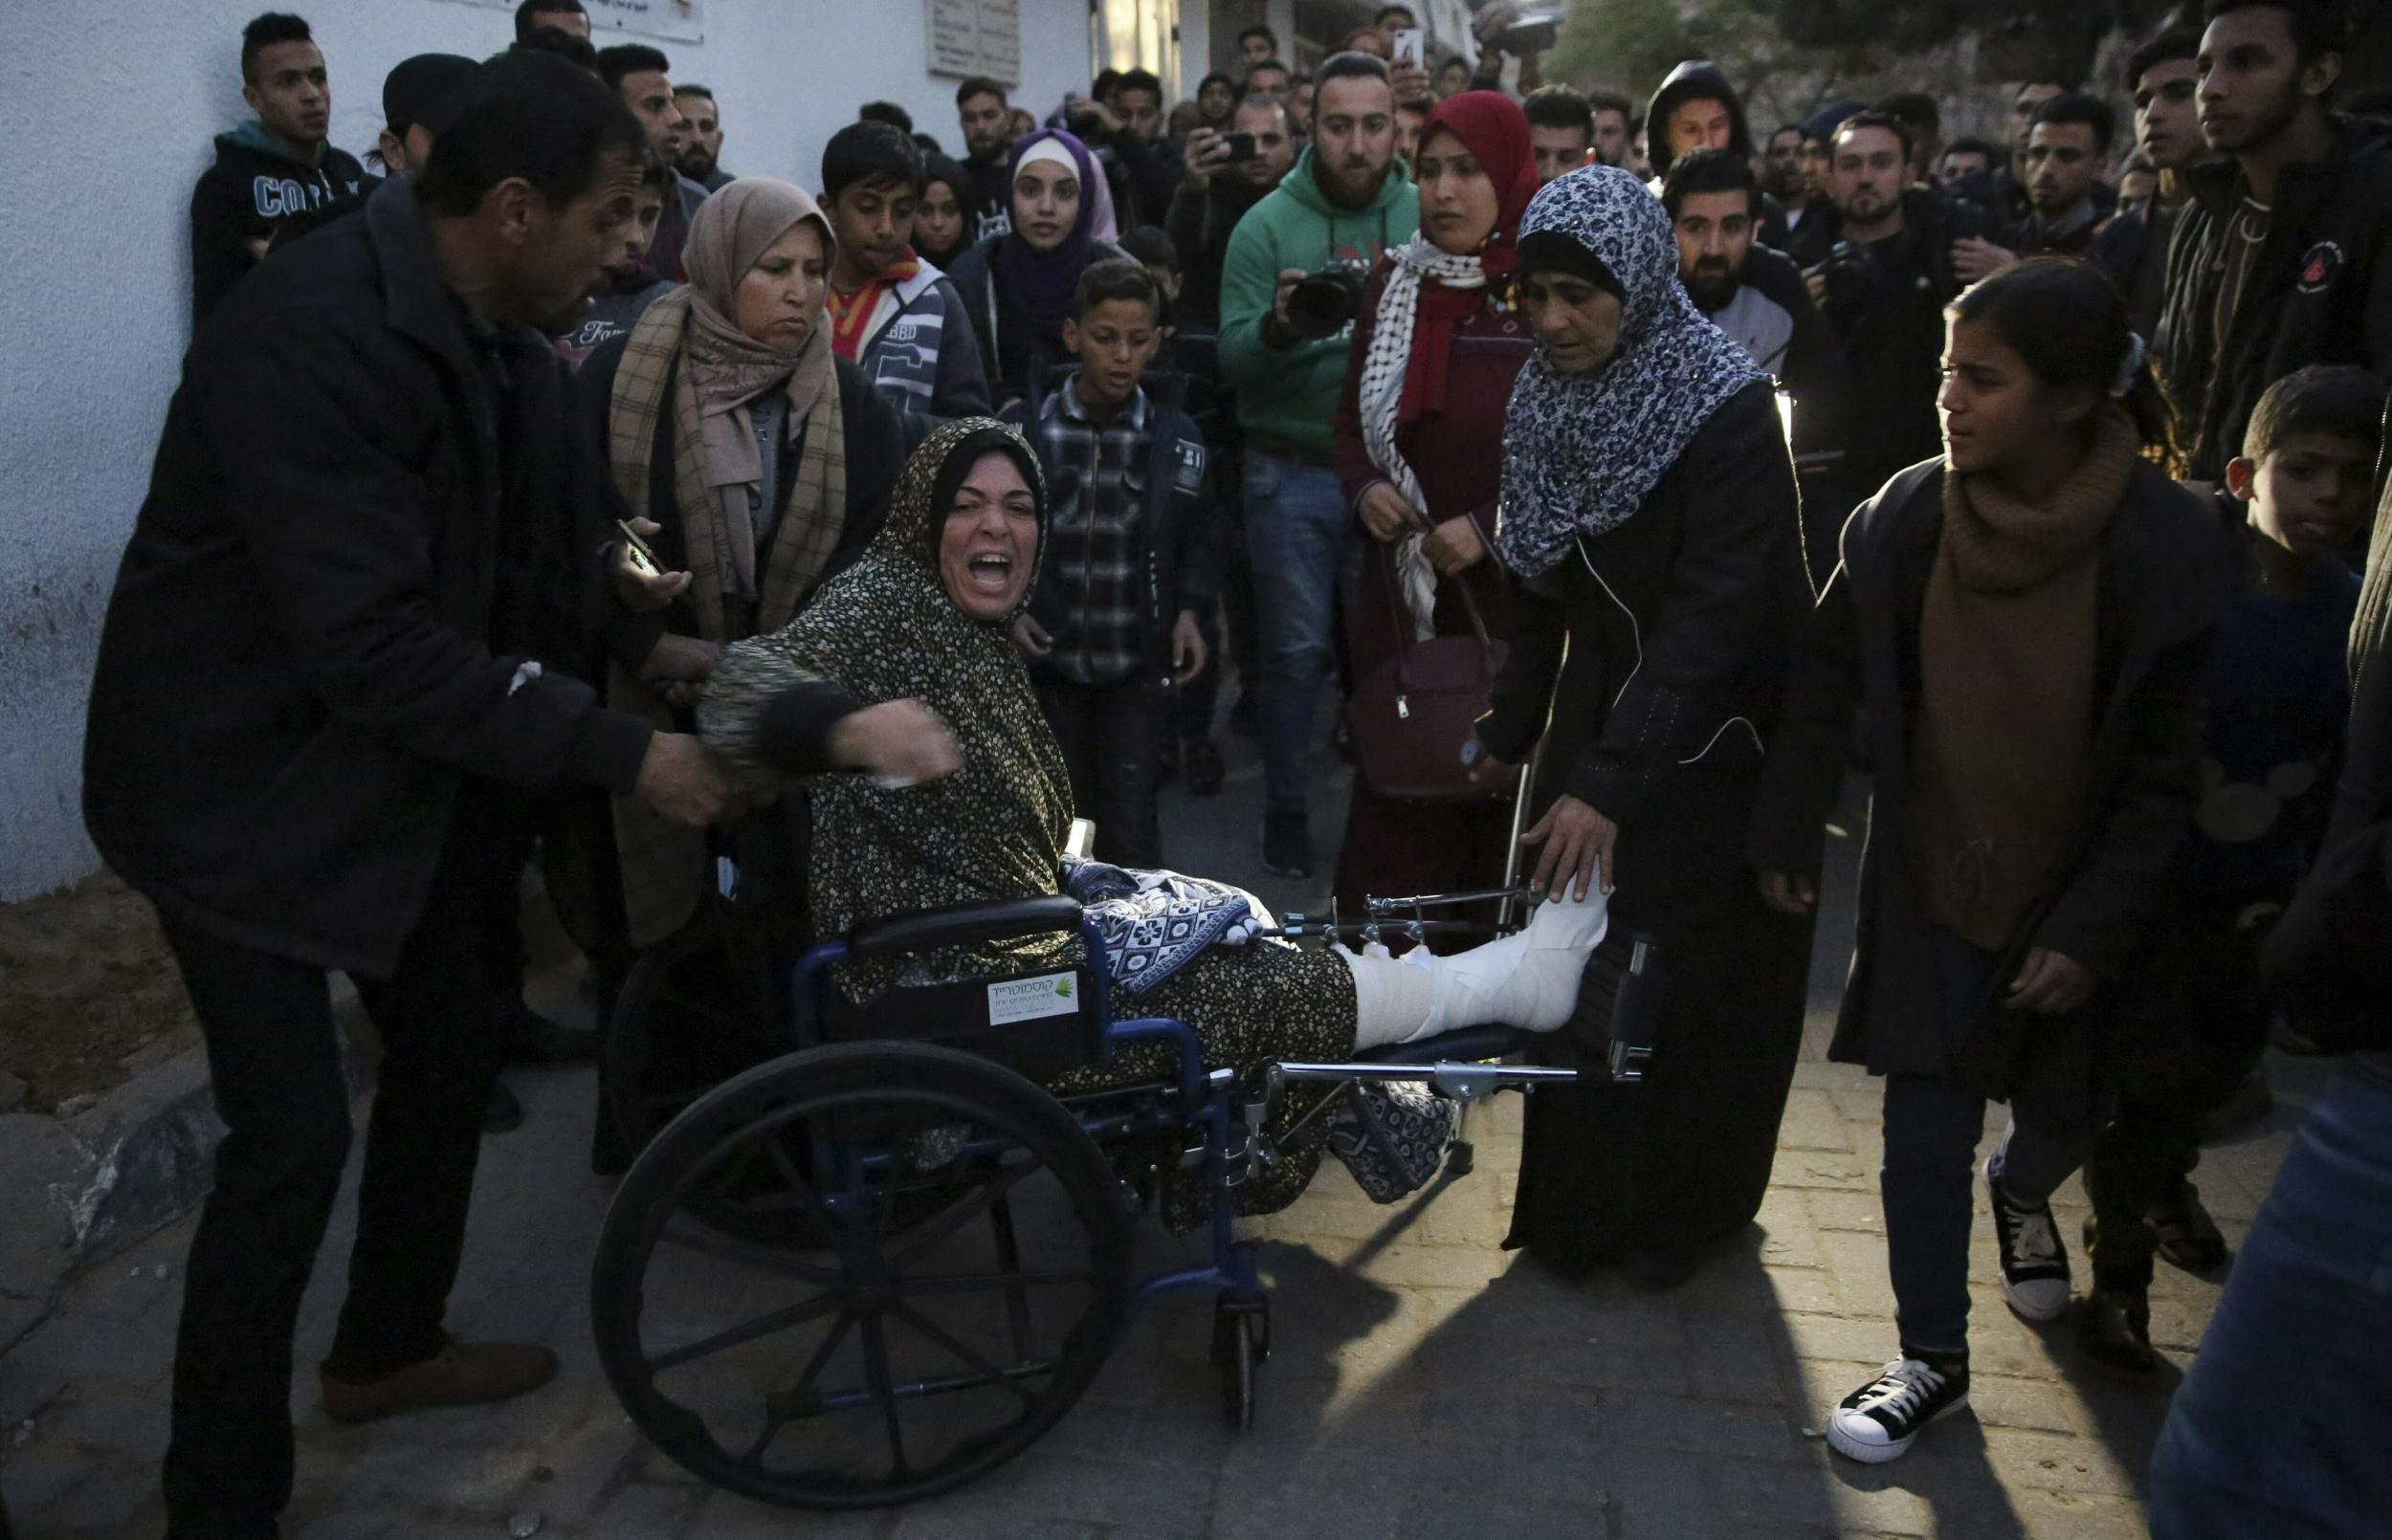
[853,262,992,448]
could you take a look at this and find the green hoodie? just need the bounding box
[1217,146,1419,455]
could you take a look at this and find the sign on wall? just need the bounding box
[438,0,705,44]
[927,0,1020,85]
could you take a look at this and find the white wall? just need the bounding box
[0,0,1103,901]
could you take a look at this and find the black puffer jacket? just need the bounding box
[2153,118,2392,481]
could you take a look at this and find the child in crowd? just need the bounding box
[2075,363,2379,1372]
[1750,259,2237,1463]
[1002,259,1218,867]
[555,145,673,367]
[819,120,991,444]
[1118,222,1237,797]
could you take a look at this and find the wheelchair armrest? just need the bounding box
[1355,1024,1525,1065]
[847,894,1085,957]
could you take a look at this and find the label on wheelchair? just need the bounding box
[986,971,1079,1026]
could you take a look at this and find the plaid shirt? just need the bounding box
[1033,378,1152,684]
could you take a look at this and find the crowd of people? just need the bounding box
[58,0,2391,1534]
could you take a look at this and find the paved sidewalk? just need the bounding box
[0,735,2321,1539]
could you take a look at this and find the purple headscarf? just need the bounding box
[993,129,1102,340]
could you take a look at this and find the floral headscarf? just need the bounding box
[700,419,1077,996]
[1495,164,1763,577]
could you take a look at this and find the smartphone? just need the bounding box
[1221,130,1258,165]
[1392,27,1426,67]
[615,517,662,579]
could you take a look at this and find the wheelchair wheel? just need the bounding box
[1210,1299,1268,1434]
[593,1041,1133,1509]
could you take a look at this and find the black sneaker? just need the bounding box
[1185,737,1226,797]
[1261,810,1313,878]
[1986,1152,2071,1321]
[1827,1355,1970,1463]
[2149,1179,2229,1273]
[2077,1287,2156,1375]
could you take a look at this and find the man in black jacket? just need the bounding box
[1663,149,1843,584]
[86,54,726,1539]
[1801,112,1990,529]
[1645,60,1788,244]
[189,12,367,323]
[2155,0,2392,481]
[956,75,1017,242]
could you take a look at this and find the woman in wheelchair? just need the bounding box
[697,418,1610,1215]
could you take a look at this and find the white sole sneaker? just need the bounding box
[1827,1391,1971,1463]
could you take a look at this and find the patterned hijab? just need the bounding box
[700,419,1077,995]
[1495,164,1762,577]
[1356,91,1538,634]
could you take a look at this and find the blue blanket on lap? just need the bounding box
[1061,857,1271,995]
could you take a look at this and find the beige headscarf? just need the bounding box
[680,180,838,579]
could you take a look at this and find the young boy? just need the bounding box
[557,144,673,367]
[1003,259,1219,868]
[1118,223,1242,797]
[2078,363,2379,1372]
[820,120,990,445]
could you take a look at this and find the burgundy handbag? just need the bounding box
[1343,561,1508,802]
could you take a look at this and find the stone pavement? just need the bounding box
[0,726,2325,1539]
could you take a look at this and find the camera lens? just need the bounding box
[1287,270,1362,340]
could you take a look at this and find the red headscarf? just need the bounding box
[1400,90,1539,424]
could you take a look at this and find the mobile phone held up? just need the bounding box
[615,517,662,580]
[1392,27,1426,68]
[1221,130,1259,165]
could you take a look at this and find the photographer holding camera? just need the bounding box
[1802,111,1991,556]
[1217,51,1420,877]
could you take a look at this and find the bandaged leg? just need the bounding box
[1343,885,1610,1049]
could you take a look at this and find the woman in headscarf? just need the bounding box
[913,151,976,271]
[942,129,1130,408]
[1330,90,1539,930]
[1474,165,1813,1288]
[576,178,907,964]
[699,419,1615,1216]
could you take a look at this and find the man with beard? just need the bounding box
[1587,89,1635,168]
[190,12,367,322]
[954,75,1016,241]
[2156,0,2391,481]
[2093,31,2205,339]
[1666,149,1841,578]
[596,44,708,280]
[672,83,733,190]
[1217,52,1418,877]
[1238,23,1279,71]
[86,53,729,1536]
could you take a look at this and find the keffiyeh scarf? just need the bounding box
[1357,235,1490,638]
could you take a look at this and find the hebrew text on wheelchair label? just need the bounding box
[986,972,1078,1025]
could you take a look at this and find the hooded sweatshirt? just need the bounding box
[1217,146,1420,455]
[189,120,368,324]
[1646,61,1755,172]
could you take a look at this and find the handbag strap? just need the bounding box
[1378,537,1495,696]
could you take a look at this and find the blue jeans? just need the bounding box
[1243,449,1360,814]
[2147,1057,2392,1539]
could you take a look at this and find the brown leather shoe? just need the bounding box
[321,1340,559,1426]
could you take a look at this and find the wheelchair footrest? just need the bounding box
[1270,1060,1578,1103]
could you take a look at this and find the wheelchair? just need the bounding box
[590,870,1662,1511]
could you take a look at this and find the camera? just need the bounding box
[1814,241,1874,311]
[1492,8,1563,55]
[1285,265,1368,340]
